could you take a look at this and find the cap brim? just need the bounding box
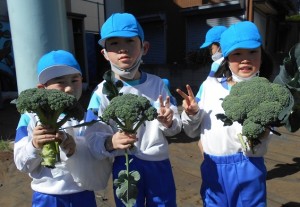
[38,66,81,84]
[98,31,140,46]
[224,40,261,57]
[200,41,212,49]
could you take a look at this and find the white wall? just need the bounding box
[69,0,105,33]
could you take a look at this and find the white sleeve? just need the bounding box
[84,121,119,159]
[181,109,202,139]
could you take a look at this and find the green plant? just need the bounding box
[101,94,158,206]
[101,70,158,206]
[216,77,294,153]
[16,88,84,168]
[0,138,12,152]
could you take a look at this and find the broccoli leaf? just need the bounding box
[102,70,124,100]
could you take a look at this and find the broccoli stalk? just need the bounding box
[216,77,294,153]
[16,88,84,168]
[101,93,158,207]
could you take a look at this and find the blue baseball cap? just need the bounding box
[200,26,227,48]
[37,50,82,84]
[98,13,144,47]
[220,21,262,58]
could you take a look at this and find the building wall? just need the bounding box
[66,0,105,33]
[124,0,186,64]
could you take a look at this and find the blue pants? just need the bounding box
[200,152,267,207]
[32,190,97,207]
[112,155,177,207]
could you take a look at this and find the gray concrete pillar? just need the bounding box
[7,0,70,93]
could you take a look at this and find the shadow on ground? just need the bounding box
[267,157,300,180]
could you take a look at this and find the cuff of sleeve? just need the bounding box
[26,141,41,156]
[181,109,201,123]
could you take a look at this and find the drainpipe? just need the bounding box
[7,0,70,93]
[247,0,254,21]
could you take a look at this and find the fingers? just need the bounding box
[165,96,170,108]
[186,84,195,99]
[60,133,76,157]
[32,126,56,149]
[176,88,188,100]
[159,95,171,108]
[111,131,138,150]
[176,85,195,107]
[157,108,173,128]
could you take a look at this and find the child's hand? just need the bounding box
[59,132,76,157]
[157,95,173,128]
[176,85,199,116]
[107,131,137,151]
[32,125,57,149]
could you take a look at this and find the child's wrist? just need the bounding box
[104,137,114,152]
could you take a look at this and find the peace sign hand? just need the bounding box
[157,95,173,128]
[176,84,199,116]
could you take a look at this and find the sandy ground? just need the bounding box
[1,94,300,207]
[0,96,202,207]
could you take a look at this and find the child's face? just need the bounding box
[210,43,220,55]
[42,74,83,100]
[227,47,261,78]
[103,36,145,70]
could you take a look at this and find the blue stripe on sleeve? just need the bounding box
[15,114,30,142]
[87,92,101,110]
[15,126,28,142]
[85,108,99,122]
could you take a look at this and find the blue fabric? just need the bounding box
[200,152,267,207]
[37,50,81,84]
[99,13,144,47]
[220,21,262,57]
[85,108,99,122]
[112,155,176,207]
[200,26,227,48]
[15,114,30,142]
[32,190,97,207]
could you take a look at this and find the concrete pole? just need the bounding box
[7,0,70,93]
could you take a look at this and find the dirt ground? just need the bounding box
[1,94,300,207]
[0,94,201,207]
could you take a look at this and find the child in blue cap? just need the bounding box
[86,13,182,206]
[14,50,113,207]
[177,21,274,207]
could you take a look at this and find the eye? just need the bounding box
[250,50,258,54]
[231,52,241,56]
[126,38,135,43]
[72,78,81,83]
[109,41,118,46]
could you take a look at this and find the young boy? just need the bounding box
[86,13,182,206]
[14,50,112,207]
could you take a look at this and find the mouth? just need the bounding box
[119,55,130,60]
[239,66,252,73]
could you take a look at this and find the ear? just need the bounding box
[37,84,45,89]
[142,41,150,55]
[101,49,109,61]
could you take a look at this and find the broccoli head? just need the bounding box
[216,77,294,152]
[16,88,85,168]
[101,93,158,134]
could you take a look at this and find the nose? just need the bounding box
[64,85,74,94]
[118,49,128,54]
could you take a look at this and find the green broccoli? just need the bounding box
[101,93,158,133]
[101,93,157,207]
[16,88,85,168]
[216,77,294,152]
